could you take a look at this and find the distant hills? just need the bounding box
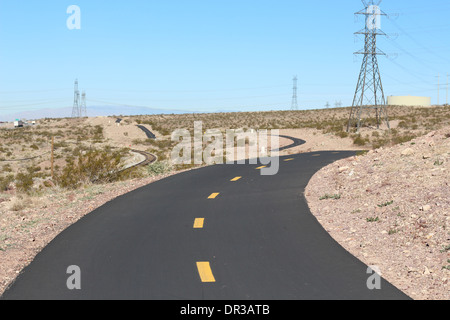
[0,105,202,122]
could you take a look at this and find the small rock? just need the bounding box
[423,266,431,275]
[417,218,427,226]
[420,205,432,212]
[401,148,414,156]
[407,266,417,273]
[422,154,432,159]
[338,166,349,173]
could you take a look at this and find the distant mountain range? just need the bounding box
[0,105,205,122]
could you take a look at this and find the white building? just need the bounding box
[387,96,431,107]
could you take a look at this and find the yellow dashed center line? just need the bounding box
[196,262,216,283]
[208,193,220,199]
[312,154,321,157]
[230,176,242,182]
[193,218,205,229]
[256,166,267,170]
[284,158,295,162]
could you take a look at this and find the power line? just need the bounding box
[387,16,450,64]
[385,36,441,74]
[0,89,71,95]
[385,55,435,86]
[0,101,67,110]
[87,85,290,94]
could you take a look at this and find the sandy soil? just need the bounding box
[278,128,363,155]
[88,117,160,150]
[305,127,450,300]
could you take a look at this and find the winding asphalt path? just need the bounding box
[1,148,410,300]
[273,135,306,152]
[136,125,156,139]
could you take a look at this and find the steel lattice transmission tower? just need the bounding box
[347,0,390,132]
[71,79,87,118]
[80,90,87,117]
[71,79,81,118]
[291,76,298,110]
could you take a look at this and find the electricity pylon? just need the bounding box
[71,79,80,118]
[80,90,87,117]
[291,76,298,110]
[347,0,390,132]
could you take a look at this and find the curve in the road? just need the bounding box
[136,125,156,139]
[272,135,306,152]
[1,149,411,300]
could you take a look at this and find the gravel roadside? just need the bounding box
[305,128,450,300]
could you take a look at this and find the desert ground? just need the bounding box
[0,105,449,298]
[306,128,450,300]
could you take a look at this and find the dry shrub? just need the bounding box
[55,149,126,189]
[0,175,14,192]
[15,172,34,193]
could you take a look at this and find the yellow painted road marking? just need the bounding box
[256,166,267,170]
[284,158,294,162]
[193,218,205,229]
[196,262,216,283]
[230,176,242,182]
[208,193,220,199]
[312,154,321,157]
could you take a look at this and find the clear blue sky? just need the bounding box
[0,0,449,118]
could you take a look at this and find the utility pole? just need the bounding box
[437,74,440,106]
[347,0,390,132]
[446,73,448,105]
[291,76,298,110]
[51,136,54,180]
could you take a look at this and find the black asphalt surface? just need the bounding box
[1,151,410,300]
[273,135,306,152]
[136,125,156,139]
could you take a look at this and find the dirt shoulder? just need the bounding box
[305,128,450,300]
[278,128,363,155]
